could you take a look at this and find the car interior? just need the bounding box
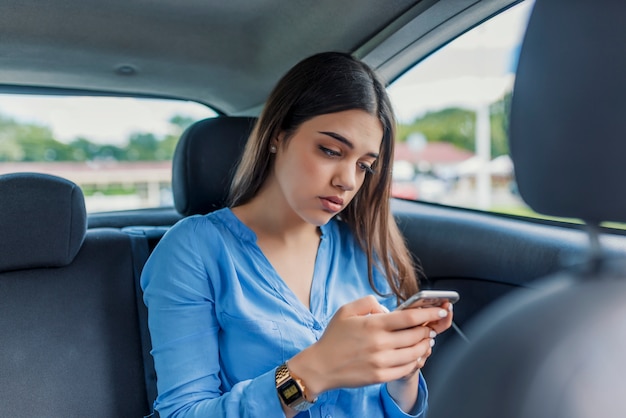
[429,1,626,416]
[0,0,625,416]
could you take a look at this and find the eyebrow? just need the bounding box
[318,131,379,159]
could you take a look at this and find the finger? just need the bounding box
[416,356,425,369]
[427,310,454,334]
[371,302,390,315]
[422,301,452,328]
[386,338,434,368]
[338,295,387,317]
[411,349,430,374]
[412,344,433,372]
[429,319,452,335]
[382,306,450,331]
[392,326,437,349]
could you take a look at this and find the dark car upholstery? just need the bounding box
[429,1,626,417]
[172,116,257,217]
[0,173,151,416]
[0,173,86,272]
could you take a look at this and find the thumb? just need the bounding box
[339,295,388,317]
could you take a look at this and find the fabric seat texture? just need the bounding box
[0,172,151,417]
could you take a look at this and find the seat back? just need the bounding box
[428,1,626,417]
[172,116,257,216]
[0,173,150,417]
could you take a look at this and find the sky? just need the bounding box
[388,0,534,122]
[0,1,534,144]
[0,95,215,145]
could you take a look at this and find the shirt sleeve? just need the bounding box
[381,373,429,418]
[140,218,286,418]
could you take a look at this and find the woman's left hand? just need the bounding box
[400,300,454,374]
[427,301,454,336]
[386,301,454,412]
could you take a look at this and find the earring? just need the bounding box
[270,145,277,153]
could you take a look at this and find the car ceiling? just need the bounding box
[0,0,519,115]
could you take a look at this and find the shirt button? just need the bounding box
[325,415,332,418]
[312,322,322,331]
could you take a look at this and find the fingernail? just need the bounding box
[438,309,448,318]
[417,357,422,363]
[430,338,436,347]
[381,305,390,313]
[429,330,437,338]
[448,304,454,312]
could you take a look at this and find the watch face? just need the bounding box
[278,380,302,404]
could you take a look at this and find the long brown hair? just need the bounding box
[228,52,421,302]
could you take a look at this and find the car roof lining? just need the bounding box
[362,0,521,85]
[0,0,520,115]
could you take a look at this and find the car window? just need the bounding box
[388,1,626,231]
[0,95,216,212]
[388,1,534,214]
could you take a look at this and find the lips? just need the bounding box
[320,196,344,213]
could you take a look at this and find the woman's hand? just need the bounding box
[400,300,454,373]
[287,296,453,400]
[386,300,454,412]
[426,300,454,336]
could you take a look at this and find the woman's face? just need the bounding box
[270,109,383,226]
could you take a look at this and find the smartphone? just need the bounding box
[396,290,460,310]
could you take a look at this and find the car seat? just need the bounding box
[172,116,257,216]
[0,172,150,416]
[428,0,626,417]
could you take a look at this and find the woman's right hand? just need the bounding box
[287,295,450,399]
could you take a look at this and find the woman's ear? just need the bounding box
[271,131,285,151]
[269,135,280,154]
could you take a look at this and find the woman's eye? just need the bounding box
[358,162,375,175]
[319,146,341,157]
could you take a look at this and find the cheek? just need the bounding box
[286,154,327,180]
[356,172,367,189]
[302,157,327,177]
[277,153,323,195]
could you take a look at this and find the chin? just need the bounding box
[302,210,337,227]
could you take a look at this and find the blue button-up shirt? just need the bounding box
[141,208,428,417]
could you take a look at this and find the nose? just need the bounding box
[332,162,356,191]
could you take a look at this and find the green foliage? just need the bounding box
[0,112,194,162]
[397,92,512,158]
[81,183,137,196]
[0,114,71,161]
[127,133,160,160]
[397,107,475,151]
[489,91,512,157]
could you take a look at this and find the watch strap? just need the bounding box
[275,363,316,411]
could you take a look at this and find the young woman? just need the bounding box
[141,52,453,417]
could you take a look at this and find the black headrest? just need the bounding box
[429,264,626,418]
[509,0,626,224]
[0,172,87,272]
[172,116,256,216]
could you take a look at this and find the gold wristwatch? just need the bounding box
[275,362,316,411]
